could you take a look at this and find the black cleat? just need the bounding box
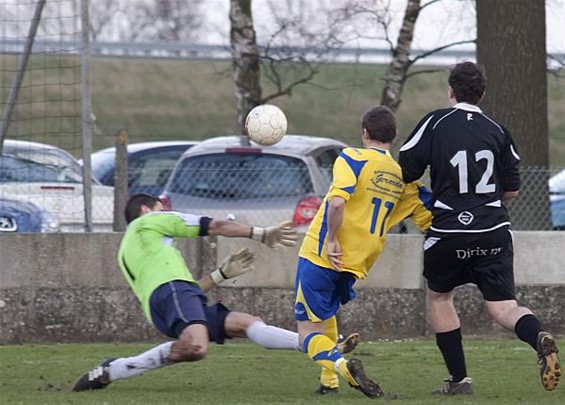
[432,376,473,395]
[337,333,360,354]
[72,358,115,392]
[313,384,339,395]
[347,358,385,398]
[537,332,561,391]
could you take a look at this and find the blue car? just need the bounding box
[90,141,198,196]
[0,198,60,233]
[550,170,565,230]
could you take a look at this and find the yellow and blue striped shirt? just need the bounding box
[299,147,432,279]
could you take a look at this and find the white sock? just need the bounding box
[246,321,300,350]
[108,342,173,381]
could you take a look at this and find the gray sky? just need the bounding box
[203,0,564,55]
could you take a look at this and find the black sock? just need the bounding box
[436,328,467,382]
[515,314,542,350]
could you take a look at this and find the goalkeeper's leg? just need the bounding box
[225,311,301,350]
[112,323,209,379]
[72,324,209,391]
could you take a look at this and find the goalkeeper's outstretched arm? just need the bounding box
[207,219,298,249]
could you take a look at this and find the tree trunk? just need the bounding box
[477,0,551,230]
[230,0,261,133]
[380,0,421,112]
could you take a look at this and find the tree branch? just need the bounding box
[419,0,445,11]
[405,67,445,79]
[409,39,476,65]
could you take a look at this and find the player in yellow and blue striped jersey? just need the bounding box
[294,105,432,398]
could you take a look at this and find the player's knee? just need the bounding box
[227,312,263,336]
[486,299,522,322]
[427,289,452,302]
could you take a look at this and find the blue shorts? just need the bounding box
[294,257,356,322]
[149,280,230,342]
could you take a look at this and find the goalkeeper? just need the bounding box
[73,193,301,391]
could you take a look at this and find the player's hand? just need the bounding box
[210,248,255,285]
[326,239,343,271]
[251,220,298,249]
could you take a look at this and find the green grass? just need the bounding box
[1,339,563,404]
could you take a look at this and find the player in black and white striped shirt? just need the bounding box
[399,61,560,394]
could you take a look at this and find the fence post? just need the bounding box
[80,0,93,232]
[113,128,129,231]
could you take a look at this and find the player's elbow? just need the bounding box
[502,190,519,201]
[328,196,346,211]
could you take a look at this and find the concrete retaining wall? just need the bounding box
[0,232,563,343]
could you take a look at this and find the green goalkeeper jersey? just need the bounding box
[117,211,209,322]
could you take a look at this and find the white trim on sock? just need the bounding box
[334,357,346,373]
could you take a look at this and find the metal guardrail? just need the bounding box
[0,38,476,64]
[2,38,563,67]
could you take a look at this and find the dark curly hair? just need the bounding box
[448,61,486,105]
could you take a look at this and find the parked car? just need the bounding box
[0,198,60,233]
[550,169,565,230]
[91,141,198,195]
[160,135,347,228]
[0,139,114,232]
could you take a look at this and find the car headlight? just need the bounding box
[41,210,61,233]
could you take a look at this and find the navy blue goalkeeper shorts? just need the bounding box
[149,280,231,342]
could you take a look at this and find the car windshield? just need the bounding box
[0,152,83,183]
[170,153,313,199]
[91,151,115,181]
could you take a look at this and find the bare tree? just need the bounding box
[89,0,203,42]
[229,0,346,131]
[144,0,204,42]
[89,0,117,41]
[229,0,261,132]
[332,0,474,112]
[380,0,422,111]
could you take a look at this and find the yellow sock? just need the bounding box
[320,317,339,388]
[304,332,343,375]
[320,368,339,388]
[335,358,359,387]
[304,332,358,387]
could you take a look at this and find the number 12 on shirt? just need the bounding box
[370,197,395,236]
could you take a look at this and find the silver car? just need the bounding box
[0,139,114,232]
[160,135,347,228]
[91,140,198,196]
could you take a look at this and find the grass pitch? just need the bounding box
[1,339,563,404]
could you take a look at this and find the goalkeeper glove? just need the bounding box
[250,220,298,249]
[210,247,255,285]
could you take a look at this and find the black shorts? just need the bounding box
[423,226,515,301]
[149,280,231,342]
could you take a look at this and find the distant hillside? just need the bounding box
[1,56,564,165]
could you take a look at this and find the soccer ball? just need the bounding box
[245,104,288,146]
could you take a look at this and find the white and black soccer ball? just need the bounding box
[245,104,288,146]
